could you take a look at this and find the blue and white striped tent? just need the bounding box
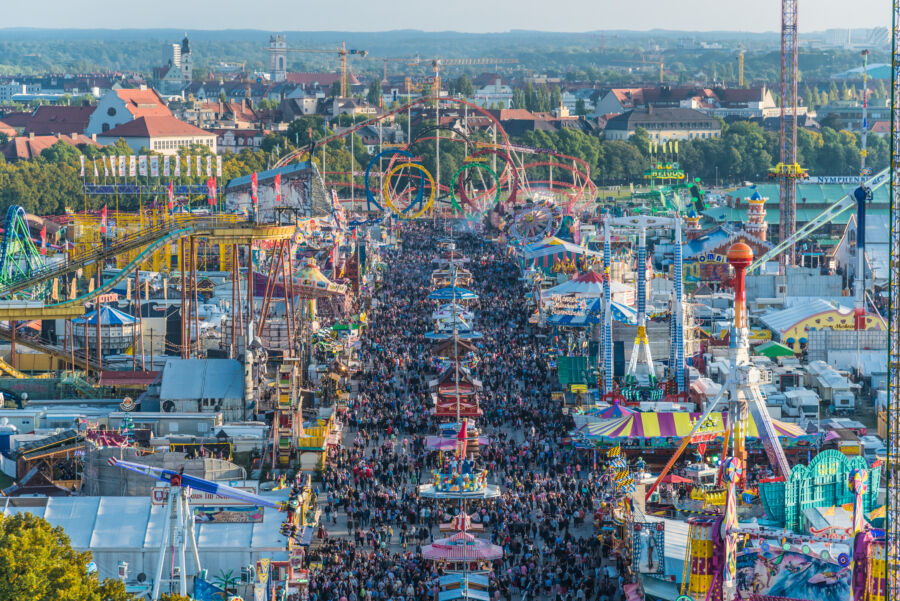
[73,306,137,326]
[547,298,638,327]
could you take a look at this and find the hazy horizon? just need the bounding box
[1,0,890,34]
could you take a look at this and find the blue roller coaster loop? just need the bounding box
[0,206,46,291]
[363,149,423,213]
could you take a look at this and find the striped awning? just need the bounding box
[422,532,504,561]
[579,412,808,439]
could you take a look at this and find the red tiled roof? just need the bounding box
[24,105,96,135]
[0,111,34,128]
[1,134,99,162]
[115,88,172,118]
[101,115,212,138]
[0,121,16,137]
[497,108,539,121]
[285,72,360,87]
[871,121,889,134]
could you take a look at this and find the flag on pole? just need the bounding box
[207,177,217,206]
[100,205,108,234]
[216,155,222,176]
[92,160,99,179]
[150,155,159,177]
[103,158,109,177]
[163,155,170,177]
[251,172,258,204]
[455,419,468,461]
[129,155,137,177]
[206,155,212,177]
[138,155,148,176]
[167,181,174,213]
[80,155,86,177]
[196,155,201,177]
[119,156,126,178]
[274,173,282,202]
[186,155,192,177]
[39,225,47,255]
[174,156,181,177]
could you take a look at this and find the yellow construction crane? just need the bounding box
[406,57,519,94]
[380,57,415,84]
[267,41,368,97]
[738,44,745,88]
[618,56,665,84]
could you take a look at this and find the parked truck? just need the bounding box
[783,388,820,420]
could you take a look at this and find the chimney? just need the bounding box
[28,132,34,140]
[91,133,97,142]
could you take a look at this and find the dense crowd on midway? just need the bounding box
[303,222,632,601]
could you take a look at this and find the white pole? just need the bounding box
[185,493,201,578]
[176,490,188,596]
[152,489,175,600]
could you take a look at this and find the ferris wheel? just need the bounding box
[508,200,562,244]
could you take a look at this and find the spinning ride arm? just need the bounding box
[749,167,889,272]
[108,457,284,510]
[645,383,728,500]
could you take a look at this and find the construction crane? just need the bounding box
[769,0,804,273]
[737,44,745,88]
[406,57,519,94]
[267,40,367,97]
[380,56,415,84]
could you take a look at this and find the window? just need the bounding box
[107,107,116,116]
[102,123,110,132]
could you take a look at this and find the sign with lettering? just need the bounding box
[550,295,589,316]
[806,176,865,185]
[151,485,257,506]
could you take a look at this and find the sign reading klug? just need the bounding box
[151,485,257,505]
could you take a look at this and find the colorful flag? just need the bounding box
[93,161,99,179]
[118,156,126,177]
[167,181,174,213]
[274,173,282,202]
[103,158,109,177]
[138,155,147,176]
[80,155,85,177]
[39,225,46,255]
[251,172,258,204]
[174,156,181,177]
[100,205,108,234]
[186,155,192,177]
[150,155,159,177]
[207,177,217,206]
[109,156,116,177]
[196,155,201,177]
[129,155,137,177]
[216,155,222,176]
[206,155,212,177]
[163,155,170,177]
[456,419,468,461]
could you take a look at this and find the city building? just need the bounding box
[596,86,783,120]
[23,105,96,136]
[152,35,194,95]
[158,358,245,421]
[95,115,216,155]
[603,106,721,142]
[832,213,889,287]
[1,133,99,162]
[85,87,172,136]
[209,128,267,154]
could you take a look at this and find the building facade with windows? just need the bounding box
[85,87,172,136]
[604,107,721,142]
[96,115,216,155]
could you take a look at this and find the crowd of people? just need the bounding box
[304,222,635,601]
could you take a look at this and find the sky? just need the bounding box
[1,0,891,32]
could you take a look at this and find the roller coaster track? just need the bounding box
[0,222,201,299]
[0,325,103,371]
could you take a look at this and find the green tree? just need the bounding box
[574,98,587,116]
[0,513,134,601]
[550,85,562,110]
[511,88,527,109]
[457,74,475,98]
[158,595,194,601]
[330,81,341,98]
[366,80,381,107]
